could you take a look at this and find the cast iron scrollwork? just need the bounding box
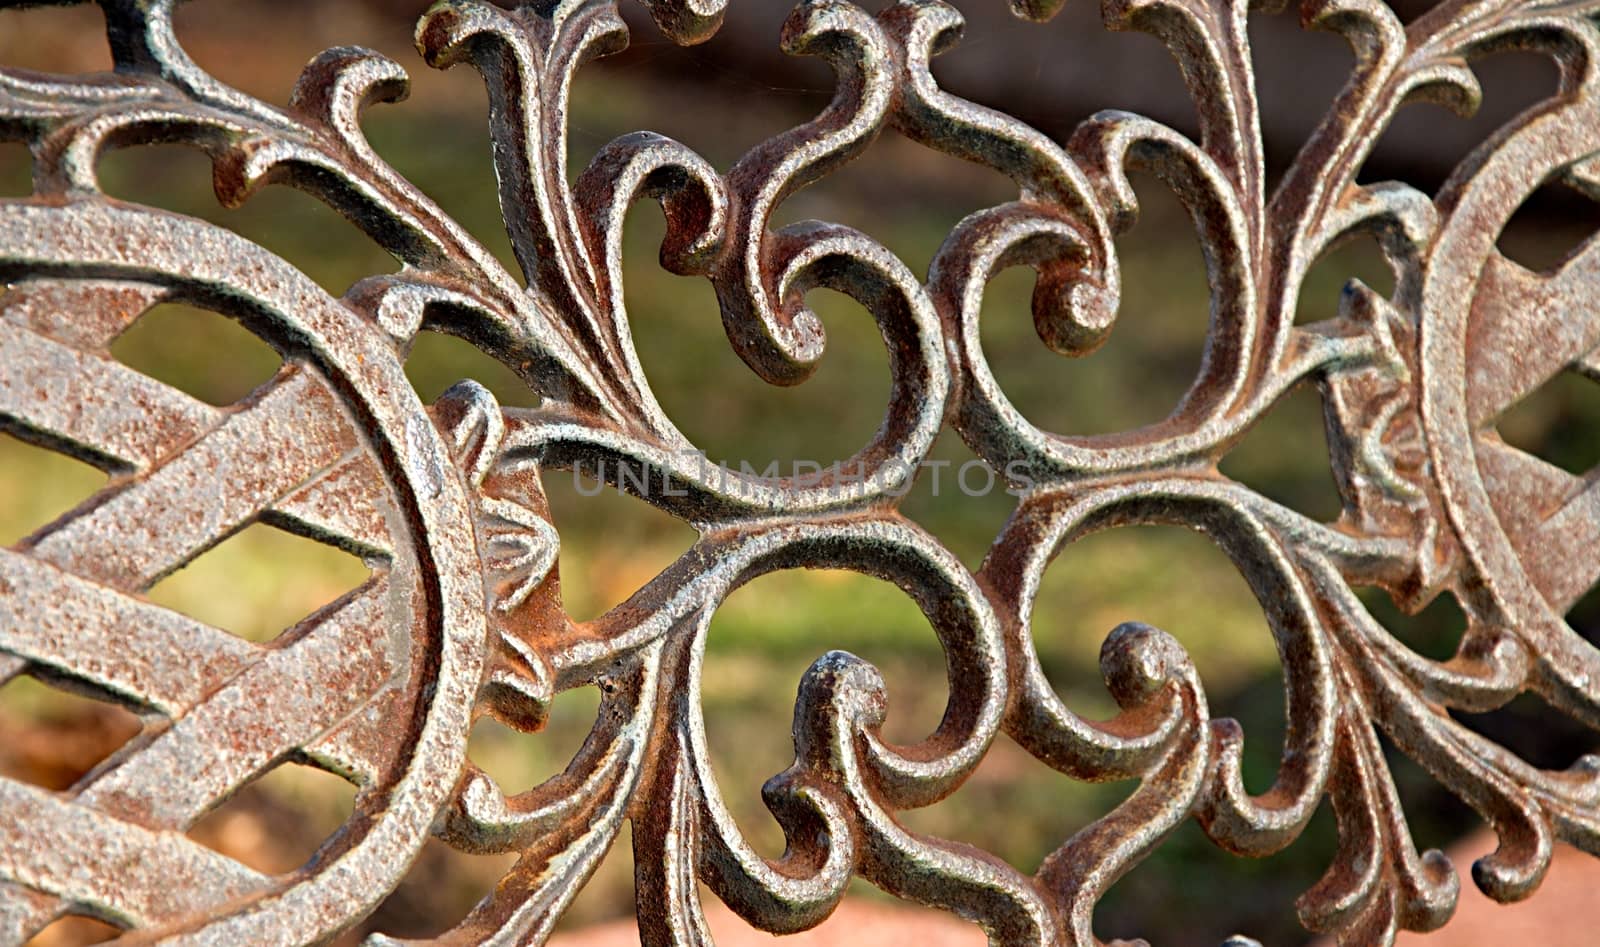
[2,0,1600,943]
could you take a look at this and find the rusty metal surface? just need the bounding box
[2,0,1600,943]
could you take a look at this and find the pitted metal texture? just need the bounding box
[3,0,1600,943]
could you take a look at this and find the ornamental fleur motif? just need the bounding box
[2,0,1600,943]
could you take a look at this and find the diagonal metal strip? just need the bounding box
[1476,427,1600,616]
[0,778,271,927]
[0,319,216,471]
[24,365,360,590]
[264,450,393,559]
[0,578,401,935]
[0,350,408,931]
[7,0,1600,940]
[0,548,259,715]
[0,882,60,945]
[76,578,400,829]
[302,684,411,788]
[1475,435,1581,526]
[0,546,408,787]
[1521,475,1600,615]
[0,278,166,352]
[1466,243,1600,430]
[0,195,489,944]
[1,322,393,558]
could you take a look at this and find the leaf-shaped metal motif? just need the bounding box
[3,0,1600,944]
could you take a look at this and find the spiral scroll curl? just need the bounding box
[3,0,1600,943]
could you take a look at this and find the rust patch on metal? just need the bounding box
[3,0,1600,943]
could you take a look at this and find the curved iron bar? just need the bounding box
[1,0,1600,943]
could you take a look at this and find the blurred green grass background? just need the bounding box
[3,3,1600,943]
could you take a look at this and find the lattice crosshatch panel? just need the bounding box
[2,0,1600,943]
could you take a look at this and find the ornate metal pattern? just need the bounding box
[2,0,1600,942]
